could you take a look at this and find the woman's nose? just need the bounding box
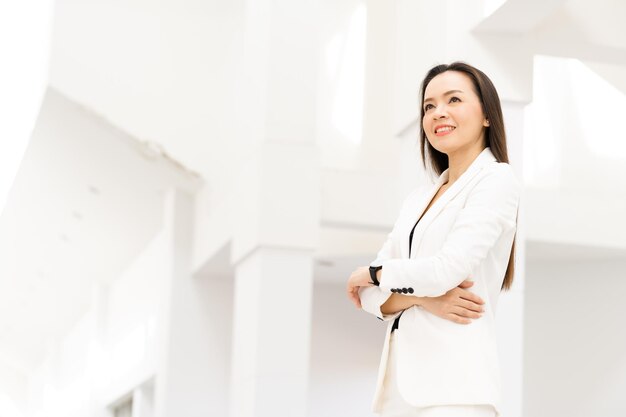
[432,106,448,119]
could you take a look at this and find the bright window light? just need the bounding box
[523,55,564,187]
[483,0,508,17]
[523,55,626,187]
[570,60,626,160]
[328,3,367,145]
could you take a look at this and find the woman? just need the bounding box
[346,62,521,417]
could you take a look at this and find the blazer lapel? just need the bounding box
[406,147,498,258]
[399,176,447,258]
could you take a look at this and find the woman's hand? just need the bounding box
[347,266,485,325]
[346,266,374,308]
[419,280,485,324]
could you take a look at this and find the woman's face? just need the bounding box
[422,70,489,156]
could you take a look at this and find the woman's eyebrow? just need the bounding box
[423,90,464,103]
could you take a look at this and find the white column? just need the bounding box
[132,384,155,417]
[235,0,319,147]
[231,247,314,417]
[154,188,229,417]
[229,142,319,417]
[88,283,111,417]
[230,0,321,415]
[495,100,527,417]
[361,0,403,173]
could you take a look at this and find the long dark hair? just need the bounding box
[418,61,516,291]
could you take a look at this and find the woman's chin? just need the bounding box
[429,142,458,155]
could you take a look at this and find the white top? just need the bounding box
[359,147,521,416]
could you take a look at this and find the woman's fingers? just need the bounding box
[459,298,485,313]
[345,264,374,309]
[457,288,485,305]
[446,313,472,325]
[452,305,482,319]
[346,285,362,309]
[457,279,474,289]
[346,272,359,308]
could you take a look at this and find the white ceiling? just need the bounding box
[477,0,626,63]
[0,88,198,373]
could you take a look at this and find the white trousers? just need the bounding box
[379,332,497,417]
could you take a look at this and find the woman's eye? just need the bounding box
[424,104,434,111]
[450,96,461,103]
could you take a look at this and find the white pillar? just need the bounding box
[235,0,319,147]
[230,0,321,415]
[361,0,404,173]
[496,100,527,417]
[88,283,111,417]
[229,141,319,417]
[231,247,314,417]
[132,384,155,417]
[154,188,228,417]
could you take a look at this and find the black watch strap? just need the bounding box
[369,265,382,286]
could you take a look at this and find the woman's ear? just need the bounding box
[483,118,490,127]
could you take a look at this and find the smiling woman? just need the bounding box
[424,80,488,148]
[346,62,520,417]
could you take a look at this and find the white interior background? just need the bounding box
[1,1,625,417]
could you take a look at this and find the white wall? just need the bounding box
[49,0,245,202]
[27,229,170,416]
[0,360,28,417]
[523,56,626,250]
[0,0,54,214]
[308,283,384,417]
[106,227,168,361]
[524,255,626,417]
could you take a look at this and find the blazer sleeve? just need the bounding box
[359,186,423,321]
[359,233,402,321]
[378,164,521,297]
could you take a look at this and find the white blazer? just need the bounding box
[359,147,521,416]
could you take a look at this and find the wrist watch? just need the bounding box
[369,265,382,286]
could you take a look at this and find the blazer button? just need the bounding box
[408,288,414,294]
[402,288,408,294]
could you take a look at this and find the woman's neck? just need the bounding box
[446,144,486,185]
